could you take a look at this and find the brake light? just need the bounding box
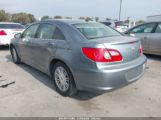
[139,45,143,56]
[0,30,7,35]
[82,47,123,62]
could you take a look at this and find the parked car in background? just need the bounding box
[0,22,24,46]
[10,20,147,96]
[101,20,129,32]
[125,22,161,56]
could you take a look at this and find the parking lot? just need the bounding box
[0,47,161,117]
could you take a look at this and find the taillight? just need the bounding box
[139,45,143,56]
[82,47,123,62]
[0,30,7,36]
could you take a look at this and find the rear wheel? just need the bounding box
[51,62,77,97]
[10,47,21,64]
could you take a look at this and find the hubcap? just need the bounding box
[12,48,17,62]
[54,66,70,92]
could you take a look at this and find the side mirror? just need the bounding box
[14,33,22,39]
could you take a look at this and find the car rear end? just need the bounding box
[71,22,147,93]
[0,23,24,46]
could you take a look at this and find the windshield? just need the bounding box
[74,23,121,39]
[0,24,24,29]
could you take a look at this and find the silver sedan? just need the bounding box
[10,20,147,96]
[125,22,161,56]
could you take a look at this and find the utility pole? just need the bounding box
[119,0,123,21]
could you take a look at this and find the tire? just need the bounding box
[10,46,21,64]
[51,62,77,97]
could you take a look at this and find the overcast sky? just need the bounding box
[0,0,161,20]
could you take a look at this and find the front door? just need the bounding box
[19,24,39,65]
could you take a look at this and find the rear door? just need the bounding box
[19,23,39,65]
[129,23,156,52]
[31,23,67,73]
[148,23,161,54]
[31,23,57,72]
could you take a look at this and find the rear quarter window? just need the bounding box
[53,28,66,40]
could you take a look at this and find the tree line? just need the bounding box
[41,16,100,22]
[0,10,36,24]
[0,9,102,24]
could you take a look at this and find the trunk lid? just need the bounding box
[86,36,141,63]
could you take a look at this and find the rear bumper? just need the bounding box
[74,55,147,93]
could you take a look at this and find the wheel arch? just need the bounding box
[49,58,78,88]
[10,44,20,58]
[9,43,14,50]
[49,59,71,75]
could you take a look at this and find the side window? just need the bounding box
[155,23,161,33]
[53,28,66,40]
[131,23,155,33]
[37,23,56,39]
[22,24,39,39]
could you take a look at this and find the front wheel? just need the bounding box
[10,47,21,64]
[51,62,77,97]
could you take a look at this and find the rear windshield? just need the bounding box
[74,23,121,39]
[0,24,24,29]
